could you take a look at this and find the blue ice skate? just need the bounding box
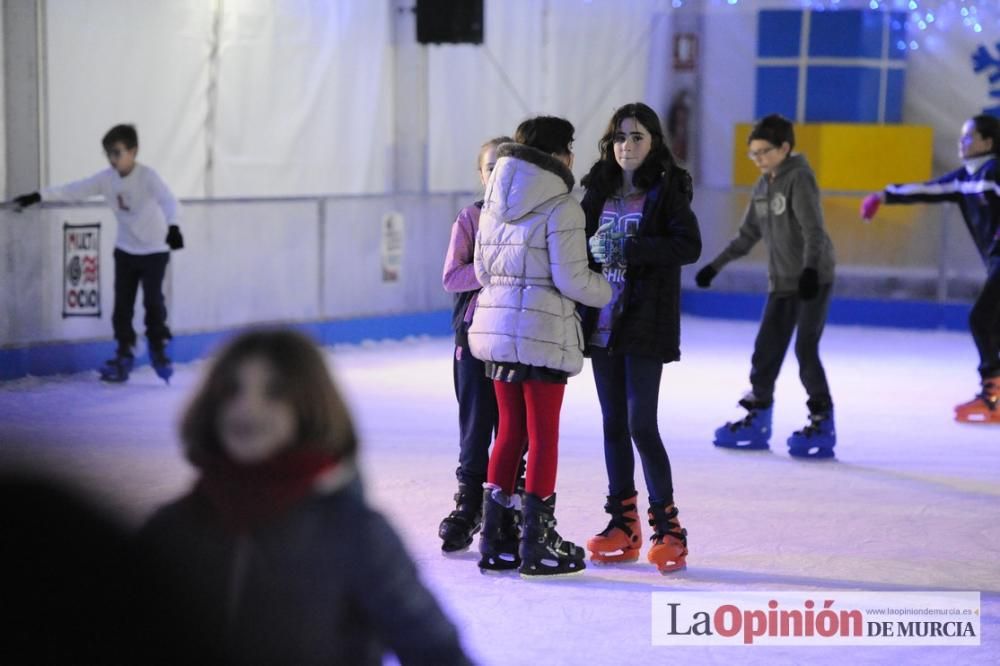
[150,346,174,385]
[98,354,134,383]
[713,397,772,450]
[787,409,836,459]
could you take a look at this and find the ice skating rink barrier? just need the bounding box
[0,187,987,378]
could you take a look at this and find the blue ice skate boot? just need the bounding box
[787,408,836,459]
[150,344,174,384]
[713,396,773,450]
[98,353,134,383]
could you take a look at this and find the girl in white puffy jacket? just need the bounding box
[469,116,611,577]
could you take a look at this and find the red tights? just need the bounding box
[487,379,565,498]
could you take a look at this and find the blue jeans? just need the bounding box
[453,344,498,487]
[591,348,674,505]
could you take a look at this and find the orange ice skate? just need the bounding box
[586,492,642,564]
[646,502,687,574]
[954,378,1000,424]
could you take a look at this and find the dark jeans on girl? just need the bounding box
[452,345,498,487]
[591,348,674,505]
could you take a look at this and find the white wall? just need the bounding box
[0,195,459,347]
[28,1,1000,197]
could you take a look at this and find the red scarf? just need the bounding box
[196,449,340,533]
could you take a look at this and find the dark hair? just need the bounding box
[181,329,357,466]
[514,116,574,156]
[581,102,676,196]
[102,124,138,152]
[971,114,1000,155]
[477,135,514,170]
[748,113,795,150]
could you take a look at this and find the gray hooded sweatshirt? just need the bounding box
[710,153,835,292]
[469,143,611,376]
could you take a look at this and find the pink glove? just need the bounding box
[860,193,882,221]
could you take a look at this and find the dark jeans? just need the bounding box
[113,249,171,354]
[591,348,674,505]
[452,344,498,487]
[749,283,833,409]
[971,260,1000,380]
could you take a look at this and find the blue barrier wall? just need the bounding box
[0,293,972,382]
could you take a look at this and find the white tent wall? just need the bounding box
[33,1,1000,197]
[900,7,999,175]
[427,0,672,192]
[211,0,393,196]
[45,0,211,198]
[44,0,392,199]
[0,7,6,200]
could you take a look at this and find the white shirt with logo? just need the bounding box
[42,163,179,255]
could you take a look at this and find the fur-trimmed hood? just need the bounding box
[485,143,575,223]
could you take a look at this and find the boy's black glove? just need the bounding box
[694,265,717,288]
[165,225,184,250]
[798,267,819,300]
[12,192,41,209]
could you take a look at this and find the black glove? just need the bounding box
[12,192,41,209]
[798,267,819,300]
[694,265,717,288]
[165,225,184,250]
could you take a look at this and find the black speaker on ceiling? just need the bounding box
[416,0,483,44]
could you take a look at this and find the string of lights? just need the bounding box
[666,0,997,48]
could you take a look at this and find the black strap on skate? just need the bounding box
[598,497,638,537]
[648,504,688,547]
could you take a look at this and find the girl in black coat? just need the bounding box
[580,102,701,574]
[138,329,471,666]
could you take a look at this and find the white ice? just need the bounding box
[1,316,998,665]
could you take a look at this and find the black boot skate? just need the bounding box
[438,482,483,554]
[477,484,521,573]
[519,493,585,578]
[149,343,173,384]
[98,352,134,383]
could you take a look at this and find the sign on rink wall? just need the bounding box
[62,223,101,318]
[381,212,404,283]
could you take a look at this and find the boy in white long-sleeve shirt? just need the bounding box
[13,124,183,383]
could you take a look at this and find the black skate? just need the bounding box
[438,482,483,554]
[98,354,134,383]
[477,485,521,573]
[519,493,585,578]
[150,346,173,384]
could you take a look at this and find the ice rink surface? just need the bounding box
[2,316,998,665]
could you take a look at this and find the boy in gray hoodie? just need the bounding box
[695,114,837,459]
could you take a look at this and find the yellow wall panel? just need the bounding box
[732,123,933,192]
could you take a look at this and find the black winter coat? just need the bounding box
[580,164,701,362]
[137,473,471,666]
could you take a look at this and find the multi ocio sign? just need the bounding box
[63,223,101,317]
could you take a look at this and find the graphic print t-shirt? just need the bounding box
[590,191,646,347]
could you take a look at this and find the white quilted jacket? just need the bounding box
[468,144,611,376]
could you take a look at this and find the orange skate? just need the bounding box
[954,378,1000,424]
[586,492,642,564]
[647,502,687,574]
